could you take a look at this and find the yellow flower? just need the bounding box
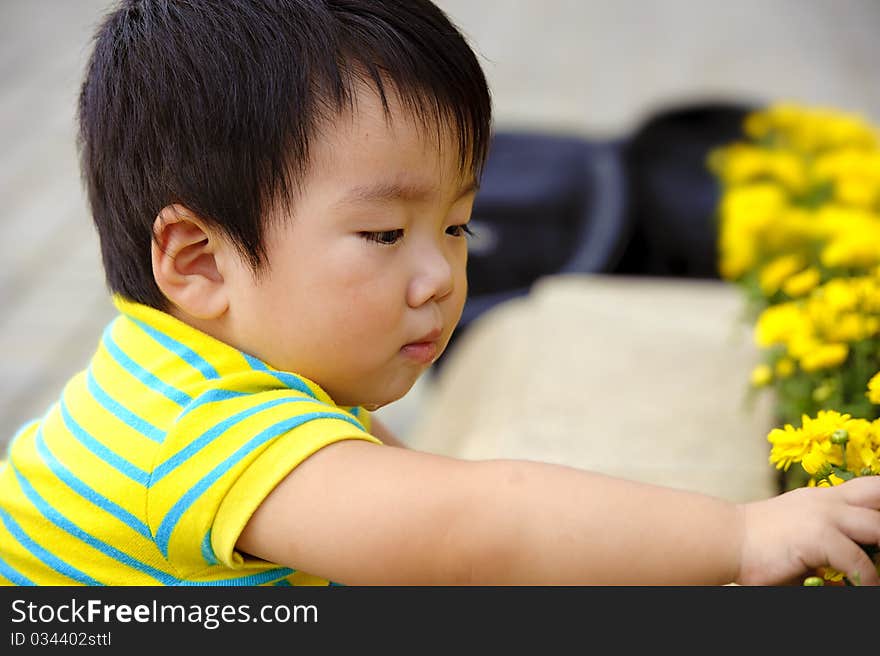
[836,177,879,208]
[750,364,773,387]
[845,420,880,474]
[801,445,831,475]
[787,331,820,360]
[768,424,807,471]
[782,267,820,298]
[759,254,805,296]
[717,183,788,280]
[775,358,795,378]
[868,372,880,404]
[754,302,804,347]
[711,144,807,192]
[768,410,855,471]
[822,568,846,582]
[822,312,879,343]
[819,207,880,269]
[813,148,880,208]
[813,277,859,314]
[799,342,849,372]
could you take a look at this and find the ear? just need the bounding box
[151,204,230,320]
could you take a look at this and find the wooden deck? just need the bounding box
[3,0,880,447]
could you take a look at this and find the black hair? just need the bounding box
[77,0,492,308]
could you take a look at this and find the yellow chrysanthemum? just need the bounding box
[754,302,804,347]
[813,148,880,208]
[836,177,879,208]
[717,183,788,280]
[758,103,880,153]
[822,312,879,343]
[814,277,860,314]
[799,342,849,372]
[820,209,880,269]
[750,364,773,387]
[867,372,880,404]
[839,419,880,474]
[775,358,796,378]
[711,144,807,192]
[786,331,820,360]
[768,424,806,471]
[782,267,820,298]
[767,410,854,471]
[801,445,831,475]
[759,254,806,296]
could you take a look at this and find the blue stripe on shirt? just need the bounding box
[155,410,366,556]
[241,353,318,399]
[102,325,191,407]
[86,368,165,443]
[0,505,102,586]
[177,389,250,420]
[34,427,152,540]
[200,530,218,566]
[0,552,35,586]
[127,316,220,380]
[59,400,150,487]
[5,464,293,586]
[10,465,176,585]
[182,568,296,586]
[151,395,319,485]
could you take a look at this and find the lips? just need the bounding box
[413,327,442,344]
[401,327,442,364]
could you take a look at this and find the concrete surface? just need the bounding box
[405,274,779,502]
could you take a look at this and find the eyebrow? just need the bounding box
[336,178,479,206]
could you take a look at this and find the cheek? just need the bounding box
[315,266,405,337]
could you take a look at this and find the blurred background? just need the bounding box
[3,0,880,451]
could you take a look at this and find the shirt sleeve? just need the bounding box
[146,389,381,578]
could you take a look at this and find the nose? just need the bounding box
[406,245,455,308]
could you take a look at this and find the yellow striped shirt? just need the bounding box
[0,296,380,585]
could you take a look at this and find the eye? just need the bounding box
[361,229,404,245]
[446,224,474,238]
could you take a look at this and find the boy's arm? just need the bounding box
[237,440,880,585]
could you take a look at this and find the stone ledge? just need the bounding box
[408,273,778,503]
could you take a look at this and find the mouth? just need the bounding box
[400,327,442,364]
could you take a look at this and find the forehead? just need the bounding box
[307,83,475,190]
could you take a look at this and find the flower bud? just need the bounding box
[831,429,849,445]
[812,384,832,402]
[803,576,825,586]
[750,364,773,388]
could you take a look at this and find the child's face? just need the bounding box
[222,87,476,409]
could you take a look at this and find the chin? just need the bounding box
[358,391,407,412]
[355,375,422,411]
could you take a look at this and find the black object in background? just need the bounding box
[613,101,755,279]
[438,103,756,369]
[460,130,630,331]
[434,129,630,369]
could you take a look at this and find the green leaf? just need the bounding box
[830,467,855,481]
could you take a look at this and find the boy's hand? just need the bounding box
[736,476,880,585]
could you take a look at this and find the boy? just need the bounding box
[1,0,879,586]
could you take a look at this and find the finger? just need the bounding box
[822,532,880,586]
[835,476,880,508]
[833,506,880,549]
